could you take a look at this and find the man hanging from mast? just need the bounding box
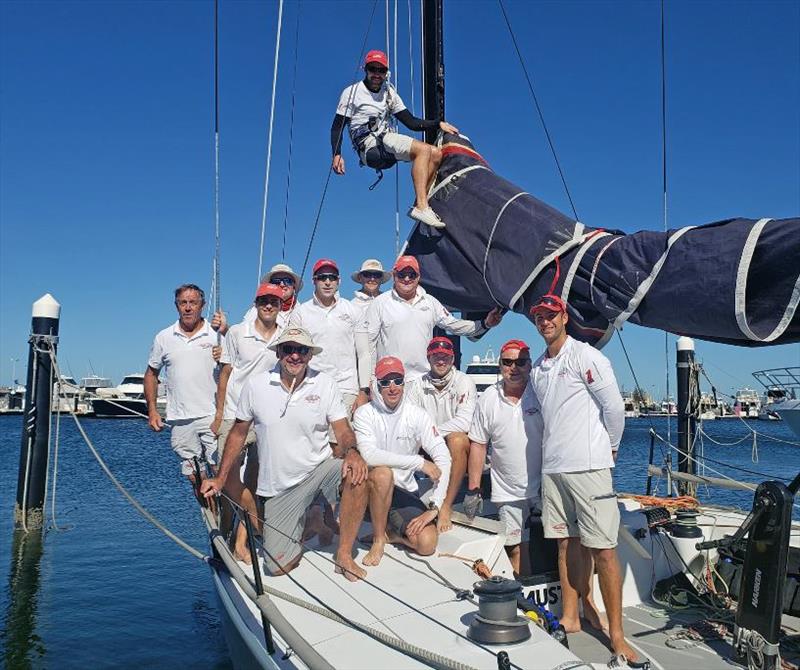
[331,49,459,230]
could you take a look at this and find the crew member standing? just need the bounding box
[351,258,391,322]
[530,294,640,665]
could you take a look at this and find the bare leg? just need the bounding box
[593,547,638,661]
[222,458,259,564]
[409,141,433,209]
[579,546,606,630]
[335,470,369,582]
[387,523,438,556]
[557,537,586,633]
[363,467,393,566]
[439,433,469,532]
[505,544,521,575]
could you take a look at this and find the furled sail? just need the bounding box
[404,134,800,348]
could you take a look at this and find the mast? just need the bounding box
[421,0,444,146]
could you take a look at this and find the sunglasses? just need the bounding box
[366,65,388,74]
[280,345,311,356]
[395,270,419,280]
[314,273,339,282]
[428,341,454,352]
[255,297,281,307]
[270,277,295,287]
[361,271,383,280]
[377,377,404,388]
[535,297,563,311]
[501,358,530,367]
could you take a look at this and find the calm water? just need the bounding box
[1,414,798,668]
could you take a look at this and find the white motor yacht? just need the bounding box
[464,349,501,396]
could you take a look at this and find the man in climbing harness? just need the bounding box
[406,337,477,534]
[530,294,645,666]
[201,327,370,582]
[144,284,219,480]
[464,339,542,576]
[331,49,459,229]
[354,356,451,566]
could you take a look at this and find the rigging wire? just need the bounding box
[281,1,301,261]
[394,0,400,254]
[213,0,221,331]
[301,0,381,276]
[496,0,579,222]
[257,0,284,284]
[660,0,672,448]
[407,0,415,115]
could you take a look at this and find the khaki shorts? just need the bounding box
[360,131,414,162]
[541,469,619,549]
[217,418,257,457]
[170,415,218,476]
[497,498,540,547]
[328,392,358,443]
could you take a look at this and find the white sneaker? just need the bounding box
[408,206,446,229]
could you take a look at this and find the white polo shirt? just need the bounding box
[289,295,359,395]
[468,381,543,503]
[406,369,477,436]
[530,336,618,474]
[147,320,217,421]
[354,396,452,508]
[336,80,406,139]
[356,286,487,384]
[219,319,281,419]
[236,368,346,498]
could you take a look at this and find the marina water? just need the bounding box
[2,414,797,668]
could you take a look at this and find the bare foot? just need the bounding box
[335,554,367,582]
[610,637,640,664]
[582,598,607,632]
[437,505,453,533]
[560,617,582,634]
[362,539,386,566]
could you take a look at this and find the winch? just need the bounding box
[467,576,531,645]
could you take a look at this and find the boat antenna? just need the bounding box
[212,0,222,336]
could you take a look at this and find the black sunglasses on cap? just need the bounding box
[427,341,454,352]
[280,344,310,356]
[501,357,531,367]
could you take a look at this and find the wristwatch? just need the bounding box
[427,501,439,516]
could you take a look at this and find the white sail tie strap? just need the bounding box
[508,222,586,309]
[608,225,696,332]
[735,218,800,342]
[482,191,528,306]
[560,231,610,303]
[427,164,488,199]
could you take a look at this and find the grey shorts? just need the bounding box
[359,131,414,162]
[497,498,540,547]
[169,415,218,476]
[258,459,342,574]
[217,418,257,457]
[541,469,619,549]
[388,486,428,536]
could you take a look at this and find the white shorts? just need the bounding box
[541,469,619,549]
[497,498,540,547]
[170,415,218,476]
[360,131,414,162]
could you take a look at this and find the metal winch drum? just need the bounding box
[467,576,531,645]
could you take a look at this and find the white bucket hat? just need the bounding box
[351,259,392,284]
[263,263,304,292]
[267,327,322,355]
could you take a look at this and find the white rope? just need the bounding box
[257,0,284,284]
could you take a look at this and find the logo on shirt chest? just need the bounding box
[305,394,320,404]
[337,314,353,324]
[585,369,595,384]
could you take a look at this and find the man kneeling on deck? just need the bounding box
[354,356,451,566]
[406,336,477,533]
[201,327,370,581]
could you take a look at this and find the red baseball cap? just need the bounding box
[364,50,389,68]
[375,356,404,379]
[500,339,530,356]
[530,293,567,315]
[393,255,420,273]
[255,283,284,300]
[427,336,455,357]
[312,258,339,275]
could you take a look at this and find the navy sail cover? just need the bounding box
[404,134,799,348]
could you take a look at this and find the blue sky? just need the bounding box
[1,0,798,400]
